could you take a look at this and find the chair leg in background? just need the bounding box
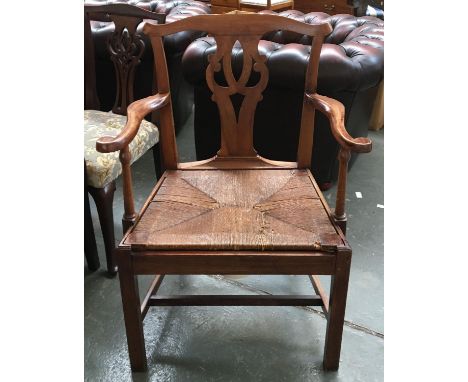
[84,189,100,271]
[152,143,163,180]
[323,250,352,371]
[88,181,117,275]
[117,249,147,372]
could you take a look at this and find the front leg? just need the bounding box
[117,249,147,371]
[323,249,352,370]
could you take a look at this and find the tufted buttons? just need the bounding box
[182,11,384,93]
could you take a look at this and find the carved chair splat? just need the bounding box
[96,13,372,371]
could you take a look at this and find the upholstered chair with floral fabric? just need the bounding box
[84,4,164,274]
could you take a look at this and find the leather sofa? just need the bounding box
[182,11,384,187]
[86,0,211,131]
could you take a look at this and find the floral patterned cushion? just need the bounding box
[84,110,159,188]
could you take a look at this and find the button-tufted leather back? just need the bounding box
[183,11,384,93]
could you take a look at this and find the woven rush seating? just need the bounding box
[125,169,344,251]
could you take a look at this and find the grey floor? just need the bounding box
[85,113,384,381]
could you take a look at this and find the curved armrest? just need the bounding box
[96,92,170,153]
[306,93,372,153]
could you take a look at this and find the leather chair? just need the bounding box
[86,0,211,132]
[182,11,384,188]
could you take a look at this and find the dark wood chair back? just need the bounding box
[84,3,166,115]
[142,13,332,168]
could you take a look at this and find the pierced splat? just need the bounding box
[206,36,269,158]
[84,4,166,116]
[107,17,145,116]
[144,13,334,169]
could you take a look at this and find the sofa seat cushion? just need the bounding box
[84,110,159,188]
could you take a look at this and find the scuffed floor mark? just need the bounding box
[208,275,384,339]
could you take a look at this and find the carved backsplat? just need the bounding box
[107,17,145,115]
[206,36,269,157]
[143,13,333,167]
[84,4,166,115]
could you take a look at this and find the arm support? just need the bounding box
[94,92,169,232]
[96,92,170,153]
[306,93,373,234]
[306,93,372,153]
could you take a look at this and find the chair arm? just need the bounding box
[94,92,169,232]
[96,92,170,153]
[306,93,373,234]
[306,93,372,153]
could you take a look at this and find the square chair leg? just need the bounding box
[117,249,147,372]
[323,250,352,370]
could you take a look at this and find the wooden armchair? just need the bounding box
[96,13,372,371]
[84,4,165,274]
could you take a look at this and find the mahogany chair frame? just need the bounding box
[84,4,165,274]
[96,13,372,371]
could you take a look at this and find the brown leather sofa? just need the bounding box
[182,11,384,187]
[86,0,210,131]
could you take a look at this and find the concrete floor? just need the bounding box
[85,113,384,381]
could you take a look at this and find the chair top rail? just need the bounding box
[84,3,166,24]
[143,13,331,38]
